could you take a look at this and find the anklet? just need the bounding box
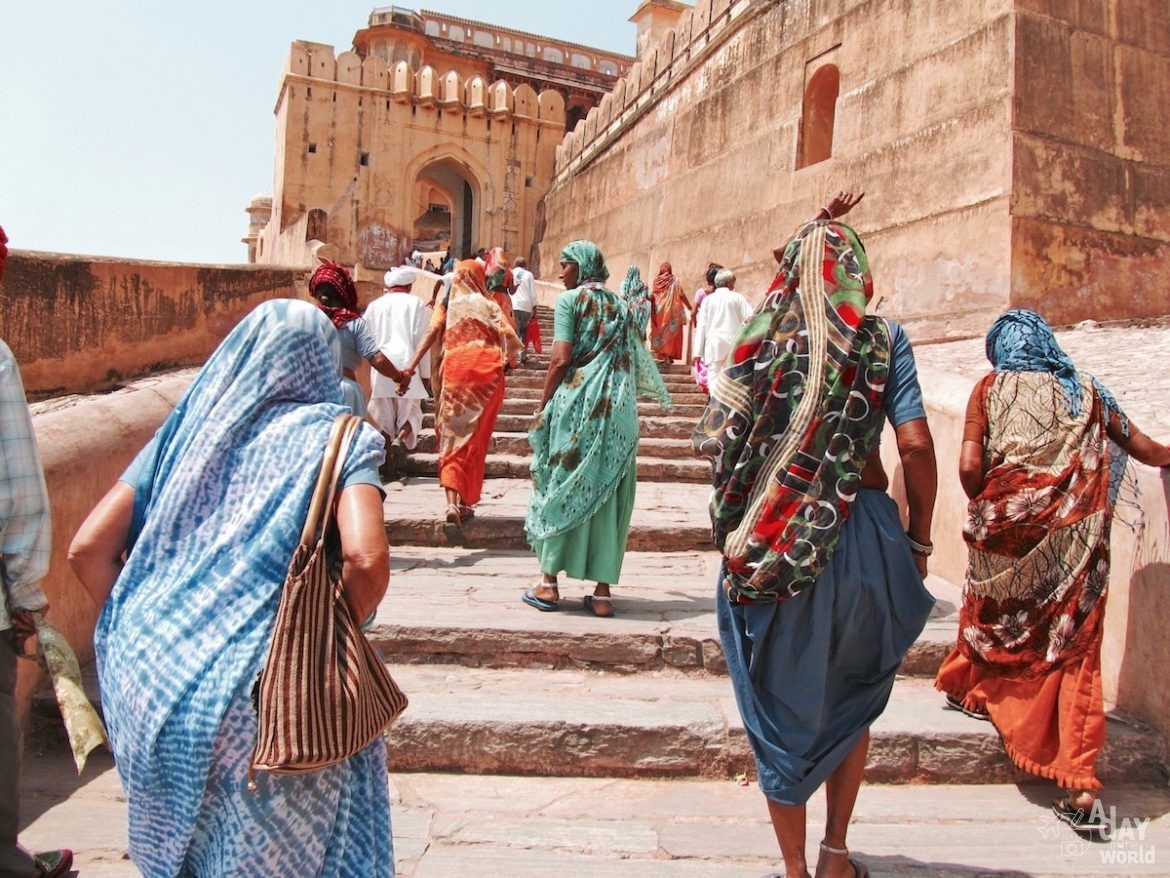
[820,841,849,856]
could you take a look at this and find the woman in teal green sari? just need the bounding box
[522,242,670,616]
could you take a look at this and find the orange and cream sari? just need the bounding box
[431,260,521,505]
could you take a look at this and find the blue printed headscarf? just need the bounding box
[986,309,1127,431]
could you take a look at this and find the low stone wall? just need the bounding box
[0,250,298,398]
[16,372,195,725]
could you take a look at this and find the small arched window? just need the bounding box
[542,47,564,64]
[797,64,840,168]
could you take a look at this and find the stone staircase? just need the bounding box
[374,304,1167,786]
[398,305,709,484]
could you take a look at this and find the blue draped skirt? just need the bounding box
[717,489,934,805]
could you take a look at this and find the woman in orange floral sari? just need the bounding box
[404,260,520,525]
[936,309,1170,833]
[649,262,691,364]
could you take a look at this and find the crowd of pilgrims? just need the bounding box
[5,189,1169,877]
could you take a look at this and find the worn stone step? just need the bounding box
[422,412,699,439]
[413,431,698,460]
[371,545,961,679]
[496,388,709,406]
[505,372,702,393]
[422,398,695,417]
[382,478,714,552]
[488,399,704,417]
[397,452,710,482]
[382,668,1165,784]
[515,356,694,377]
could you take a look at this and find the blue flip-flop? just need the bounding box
[521,588,558,612]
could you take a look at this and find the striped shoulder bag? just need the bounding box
[251,413,407,782]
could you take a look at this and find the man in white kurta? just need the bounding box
[692,268,754,392]
[365,267,431,449]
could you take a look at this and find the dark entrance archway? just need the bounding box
[412,158,480,259]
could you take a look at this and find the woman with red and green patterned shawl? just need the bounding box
[693,193,936,878]
[522,241,671,617]
[936,309,1170,833]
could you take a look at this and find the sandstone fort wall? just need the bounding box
[537,0,1170,338]
[0,251,297,397]
[538,0,1017,340]
[1010,1,1170,325]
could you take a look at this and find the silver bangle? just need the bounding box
[906,535,933,557]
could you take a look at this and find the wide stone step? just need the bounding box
[382,668,1164,783]
[491,399,705,417]
[397,452,710,482]
[423,412,699,439]
[505,375,702,394]
[371,545,960,679]
[414,431,698,460]
[500,391,702,407]
[515,356,694,377]
[382,478,714,552]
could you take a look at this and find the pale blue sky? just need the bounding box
[0,2,637,264]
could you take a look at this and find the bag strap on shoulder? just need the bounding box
[300,414,362,548]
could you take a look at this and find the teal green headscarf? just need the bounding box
[621,265,653,336]
[561,240,609,283]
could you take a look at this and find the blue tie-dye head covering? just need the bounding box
[986,308,1126,430]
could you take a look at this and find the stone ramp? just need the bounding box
[20,748,1170,876]
[375,546,960,678]
[383,668,1163,785]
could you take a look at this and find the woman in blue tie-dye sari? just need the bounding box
[68,300,395,877]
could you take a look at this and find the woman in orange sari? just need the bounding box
[649,261,691,364]
[936,309,1170,833]
[404,260,520,525]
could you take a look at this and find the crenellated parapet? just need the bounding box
[553,0,756,179]
[281,40,565,126]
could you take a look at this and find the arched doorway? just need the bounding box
[412,157,480,259]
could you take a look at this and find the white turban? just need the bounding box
[384,266,417,288]
[714,268,735,288]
